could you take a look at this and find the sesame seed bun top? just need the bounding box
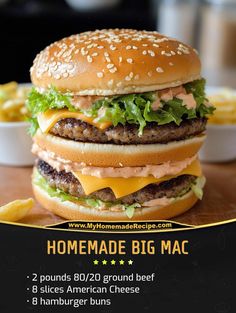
[30,29,201,96]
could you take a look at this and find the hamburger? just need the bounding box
[27,29,214,221]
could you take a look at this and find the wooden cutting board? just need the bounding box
[0,161,236,227]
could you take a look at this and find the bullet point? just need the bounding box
[27,300,29,303]
[27,276,29,278]
[27,288,29,291]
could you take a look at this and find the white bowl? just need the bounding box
[199,86,236,163]
[199,124,236,163]
[0,121,35,166]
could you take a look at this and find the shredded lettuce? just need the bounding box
[191,176,206,200]
[26,86,75,135]
[33,170,140,218]
[27,79,214,135]
[27,86,74,115]
[0,90,7,101]
[26,116,39,136]
[125,204,138,219]
[81,79,214,135]
[185,79,213,118]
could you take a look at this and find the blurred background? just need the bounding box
[0,0,235,87]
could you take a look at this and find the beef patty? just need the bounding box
[50,117,207,144]
[37,159,196,205]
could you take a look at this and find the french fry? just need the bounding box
[208,89,236,125]
[0,82,30,122]
[0,198,34,222]
[0,81,18,92]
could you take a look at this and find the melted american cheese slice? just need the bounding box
[72,159,202,198]
[37,109,112,133]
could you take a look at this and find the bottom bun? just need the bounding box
[33,183,198,221]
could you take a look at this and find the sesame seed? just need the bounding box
[148,71,152,77]
[154,37,169,43]
[142,44,148,47]
[118,56,123,63]
[156,67,164,73]
[104,52,109,57]
[108,79,114,86]
[148,50,155,57]
[97,72,103,78]
[87,56,93,63]
[126,45,132,50]
[142,50,147,55]
[117,82,123,87]
[68,64,74,70]
[107,63,114,69]
[97,45,104,49]
[125,75,131,81]
[170,50,176,55]
[132,45,138,49]
[92,52,98,57]
[134,74,140,80]
[105,57,111,63]
[109,67,117,73]
[65,57,72,62]
[63,72,69,78]
[169,62,174,66]
[153,44,159,47]
[81,49,88,56]
[54,74,61,79]
[110,45,116,50]
[127,58,133,64]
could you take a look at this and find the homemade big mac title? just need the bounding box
[27,29,214,221]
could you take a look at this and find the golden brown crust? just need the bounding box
[33,130,205,167]
[30,29,201,95]
[33,182,198,221]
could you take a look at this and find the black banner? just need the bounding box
[0,220,235,313]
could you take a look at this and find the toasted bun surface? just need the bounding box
[30,29,201,95]
[33,130,205,167]
[33,181,198,221]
